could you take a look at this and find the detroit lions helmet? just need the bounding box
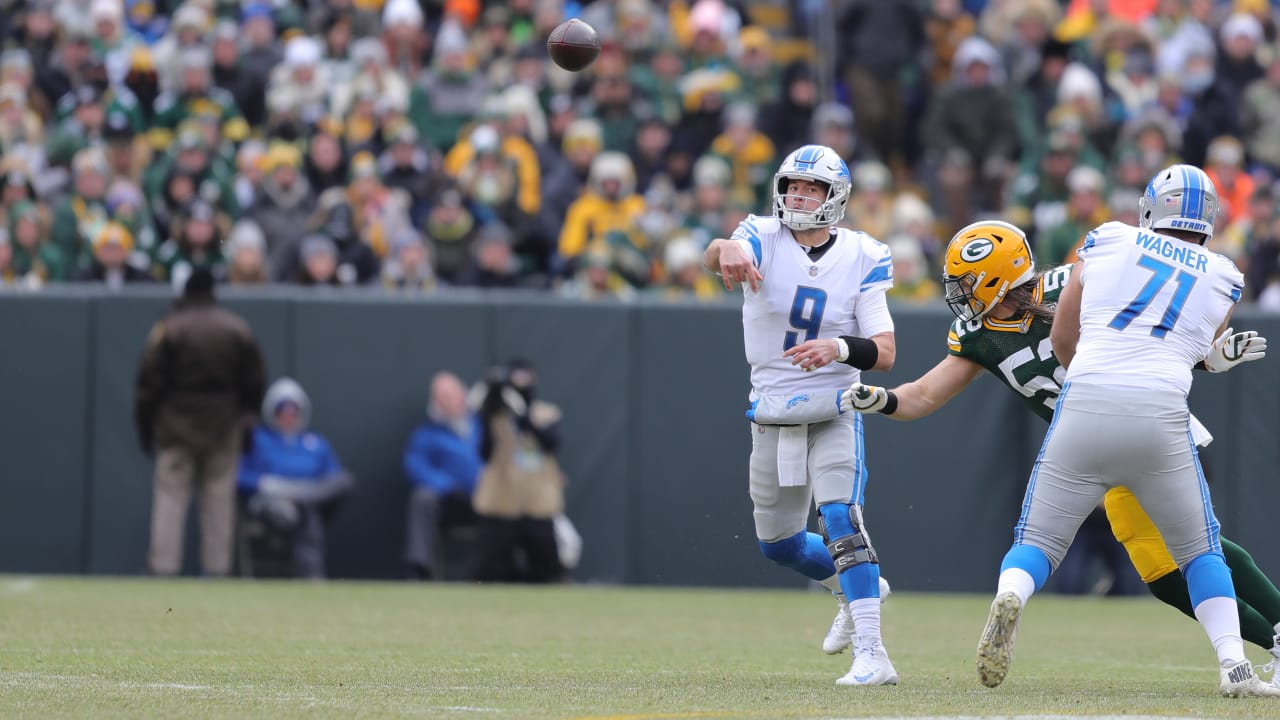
[1138,164,1219,241]
[773,145,851,231]
[942,220,1035,321]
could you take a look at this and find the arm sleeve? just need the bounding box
[729,216,765,268]
[854,288,894,338]
[859,241,894,295]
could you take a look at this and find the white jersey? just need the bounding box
[732,214,894,397]
[1067,221,1244,395]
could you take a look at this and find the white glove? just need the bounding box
[841,383,888,414]
[1203,327,1267,373]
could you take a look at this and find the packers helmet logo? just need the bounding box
[960,238,994,263]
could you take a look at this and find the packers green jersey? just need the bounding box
[946,265,1073,422]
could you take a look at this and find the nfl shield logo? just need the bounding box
[809,266,819,276]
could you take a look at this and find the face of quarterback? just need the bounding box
[784,178,827,213]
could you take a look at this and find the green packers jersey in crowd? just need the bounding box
[945,264,1073,423]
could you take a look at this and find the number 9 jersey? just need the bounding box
[1069,221,1245,395]
[733,214,895,396]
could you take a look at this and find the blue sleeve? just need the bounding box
[730,216,764,267]
[402,427,451,493]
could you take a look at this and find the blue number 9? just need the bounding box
[784,287,827,350]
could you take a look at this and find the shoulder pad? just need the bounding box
[947,316,984,356]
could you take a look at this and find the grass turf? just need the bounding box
[0,577,1275,719]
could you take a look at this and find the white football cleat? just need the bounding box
[836,638,899,686]
[1267,639,1280,690]
[1220,659,1280,698]
[823,598,854,655]
[976,591,1022,688]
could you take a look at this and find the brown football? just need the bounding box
[547,19,601,72]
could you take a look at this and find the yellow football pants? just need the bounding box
[1103,486,1180,583]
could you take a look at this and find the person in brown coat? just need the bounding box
[470,359,566,583]
[134,267,266,577]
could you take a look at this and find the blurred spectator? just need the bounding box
[410,18,487,152]
[72,221,152,287]
[425,184,480,283]
[382,231,436,292]
[926,36,1017,232]
[559,246,640,302]
[891,192,944,274]
[1039,165,1109,265]
[1179,40,1239,168]
[135,268,266,577]
[153,46,249,148]
[708,102,775,208]
[7,199,64,286]
[811,102,859,166]
[154,200,228,289]
[1204,135,1254,231]
[471,359,566,583]
[266,36,330,132]
[925,0,978,92]
[457,221,528,288]
[402,371,482,580]
[760,61,817,158]
[225,219,270,286]
[847,161,895,241]
[1243,51,1280,176]
[248,142,316,277]
[885,234,940,304]
[1007,130,1077,243]
[316,150,410,275]
[657,233,723,300]
[682,154,733,248]
[295,234,341,287]
[630,116,674,195]
[838,0,926,172]
[304,128,349,195]
[1217,13,1266,101]
[558,152,647,276]
[541,118,602,230]
[50,147,110,273]
[734,26,779,106]
[239,378,354,579]
[1012,35,1072,157]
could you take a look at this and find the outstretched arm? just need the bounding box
[843,354,983,420]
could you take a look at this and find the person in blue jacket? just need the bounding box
[402,371,483,580]
[239,377,352,579]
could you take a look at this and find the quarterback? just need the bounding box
[704,144,898,686]
[847,175,1280,696]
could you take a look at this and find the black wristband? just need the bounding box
[881,391,898,416]
[838,336,879,370]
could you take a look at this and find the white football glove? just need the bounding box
[841,383,888,414]
[1203,327,1267,373]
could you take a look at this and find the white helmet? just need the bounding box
[772,144,851,231]
[1138,164,1219,241]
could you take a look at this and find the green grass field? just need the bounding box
[1,577,1277,719]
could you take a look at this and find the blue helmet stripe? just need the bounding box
[1178,166,1191,219]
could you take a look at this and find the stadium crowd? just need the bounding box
[3,0,1280,305]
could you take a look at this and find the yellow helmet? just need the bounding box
[942,220,1035,321]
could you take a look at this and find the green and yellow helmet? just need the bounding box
[942,220,1034,321]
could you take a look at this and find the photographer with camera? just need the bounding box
[470,358,567,583]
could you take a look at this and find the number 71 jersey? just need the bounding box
[735,214,894,396]
[1069,221,1244,395]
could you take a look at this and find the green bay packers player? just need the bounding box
[842,219,1280,685]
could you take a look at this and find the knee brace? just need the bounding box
[818,502,877,571]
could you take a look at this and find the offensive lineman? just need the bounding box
[940,165,1273,696]
[845,217,1280,689]
[704,144,899,686]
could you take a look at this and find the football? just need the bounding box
[547,19,601,72]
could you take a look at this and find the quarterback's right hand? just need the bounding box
[718,240,763,292]
[841,383,888,414]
